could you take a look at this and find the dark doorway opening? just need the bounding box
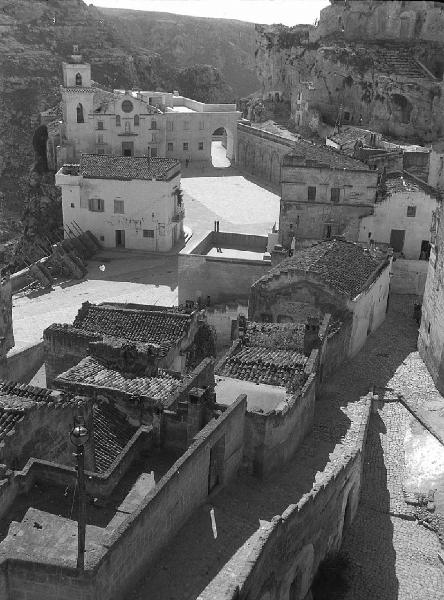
[115,230,125,248]
[420,240,431,260]
[121,142,134,157]
[389,229,405,253]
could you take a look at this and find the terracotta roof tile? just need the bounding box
[93,402,137,473]
[256,239,387,298]
[78,154,180,181]
[283,138,370,171]
[245,322,305,351]
[58,356,183,401]
[218,346,306,388]
[73,304,192,354]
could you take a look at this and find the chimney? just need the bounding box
[304,315,321,357]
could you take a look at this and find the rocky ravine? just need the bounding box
[0,0,259,261]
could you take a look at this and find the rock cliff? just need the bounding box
[0,0,258,260]
[255,1,444,143]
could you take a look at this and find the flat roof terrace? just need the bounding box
[215,375,289,412]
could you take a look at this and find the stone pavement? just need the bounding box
[320,295,444,600]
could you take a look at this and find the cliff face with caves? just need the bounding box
[0,0,258,265]
[255,0,444,143]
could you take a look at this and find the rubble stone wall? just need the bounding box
[198,395,372,600]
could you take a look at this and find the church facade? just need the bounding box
[43,49,241,169]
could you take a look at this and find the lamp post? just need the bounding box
[70,416,89,571]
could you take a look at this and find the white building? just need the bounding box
[56,154,183,252]
[45,49,241,169]
[358,171,439,260]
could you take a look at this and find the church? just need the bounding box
[42,47,241,169]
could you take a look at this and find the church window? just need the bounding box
[407,206,416,217]
[134,115,140,126]
[199,120,205,130]
[116,115,121,127]
[183,142,189,151]
[183,120,190,130]
[122,100,134,113]
[125,121,130,134]
[76,103,84,123]
[97,121,104,130]
[151,120,157,130]
[75,72,82,86]
[97,134,104,144]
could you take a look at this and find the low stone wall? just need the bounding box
[44,325,101,387]
[390,259,428,296]
[6,341,45,383]
[205,302,249,349]
[179,232,270,305]
[0,396,247,600]
[198,395,372,600]
[245,371,317,478]
[0,426,153,523]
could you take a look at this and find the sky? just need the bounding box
[90,0,330,26]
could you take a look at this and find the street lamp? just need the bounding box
[70,415,89,571]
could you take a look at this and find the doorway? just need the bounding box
[420,240,431,260]
[389,229,405,253]
[121,142,134,157]
[115,230,125,248]
[208,435,225,494]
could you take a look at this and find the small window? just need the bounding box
[331,187,340,203]
[151,120,157,130]
[158,223,165,236]
[149,97,153,104]
[167,142,174,152]
[75,72,82,86]
[70,202,75,208]
[97,148,105,155]
[199,120,205,130]
[407,206,416,217]
[198,141,204,150]
[183,121,190,130]
[134,115,140,126]
[308,186,316,201]
[97,121,104,130]
[116,115,121,127]
[150,147,158,157]
[76,103,84,124]
[89,198,104,212]
[114,199,124,214]
[183,142,189,151]
[99,235,105,241]
[143,229,154,238]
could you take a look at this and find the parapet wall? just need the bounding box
[198,394,372,600]
[179,232,270,305]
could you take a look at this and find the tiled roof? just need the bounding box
[73,303,192,354]
[245,322,305,352]
[93,402,137,473]
[283,138,370,171]
[0,380,77,404]
[78,155,180,181]
[256,239,387,298]
[385,172,440,199]
[327,126,375,148]
[0,407,24,442]
[57,356,183,401]
[218,346,306,388]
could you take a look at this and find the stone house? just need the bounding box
[358,171,439,260]
[279,145,379,249]
[418,198,444,394]
[45,49,241,168]
[215,317,329,477]
[249,238,391,358]
[44,302,211,387]
[55,154,183,251]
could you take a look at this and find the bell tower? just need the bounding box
[61,45,95,162]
